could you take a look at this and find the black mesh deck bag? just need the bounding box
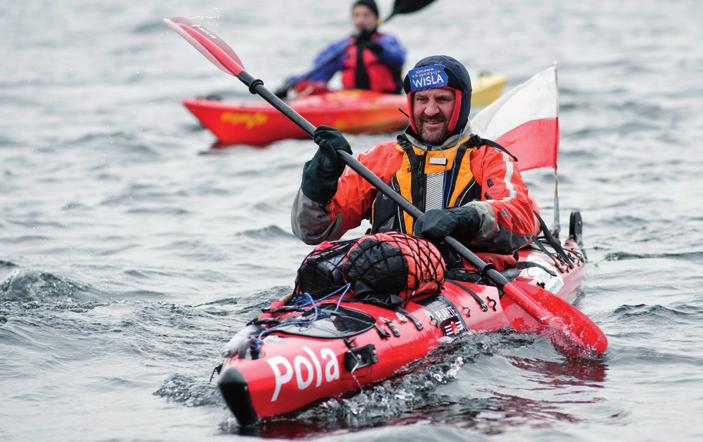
[295,240,355,299]
[342,232,446,307]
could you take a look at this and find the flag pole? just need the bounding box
[552,62,561,237]
[553,165,561,236]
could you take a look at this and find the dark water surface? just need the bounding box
[2,0,702,440]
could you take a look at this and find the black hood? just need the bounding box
[352,0,379,18]
[403,55,472,138]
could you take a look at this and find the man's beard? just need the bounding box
[418,116,450,145]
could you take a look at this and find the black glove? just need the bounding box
[355,28,375,44]
[274,85,290,99]
[301,126,353,203]
[274,77,295,99]
[413,206,481,243]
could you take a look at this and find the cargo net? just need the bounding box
[296,232,446,308]
[342,232,445,307]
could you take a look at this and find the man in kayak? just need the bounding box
[275,0,406,98]
[292,55,539,257]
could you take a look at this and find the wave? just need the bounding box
[131,19,167,34]
[613,303,702,321]
[126,206,191,216]
[0,260,18,268]
[121,300,240,363]
[237,225,296,240]
[153,374,223,407]
[0,133,20,147]
[0,270,102,311]
[605,250,703,262]
[67,130,161,157]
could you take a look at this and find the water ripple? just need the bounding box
[0,260,18,268]
[154,374,223,407]
[605,250,703,262]
[613,303,702,320]
[0,270,101,310]
[237,225,296,240]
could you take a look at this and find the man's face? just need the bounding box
[352,5,377,32]
[412,88,457,145]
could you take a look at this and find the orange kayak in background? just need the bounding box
[183,73,506,147]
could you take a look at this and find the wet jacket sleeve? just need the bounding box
[294,38,348,83]
[375,33,405,71]
[464,146,539,253]
[291,143,402,244]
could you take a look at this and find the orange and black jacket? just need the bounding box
[292,130,539,254]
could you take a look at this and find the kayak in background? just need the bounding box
[183,73,506,147]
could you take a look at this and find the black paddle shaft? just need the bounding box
[237,70,511,289]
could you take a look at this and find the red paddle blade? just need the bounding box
[501,281,608,359]
[163,17,244,76]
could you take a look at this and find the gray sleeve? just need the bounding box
[291,189,345,245]
[466,201,534,253]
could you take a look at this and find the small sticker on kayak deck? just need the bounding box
[407,64,449,91]
[441,317,465,336]
[420,297,467,336]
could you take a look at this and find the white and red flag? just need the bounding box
[471,65,559,172]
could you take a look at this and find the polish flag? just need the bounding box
[470,65,559,171]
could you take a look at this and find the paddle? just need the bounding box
[273,0,438,98]
[164,17,608,359]
[379,0,438,23]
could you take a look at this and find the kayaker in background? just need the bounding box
[275,0,406,98]
[291,55,540,258]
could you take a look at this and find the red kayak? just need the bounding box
[162,16,605,428]
[184,74,506,147]
[217,213,587,426]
